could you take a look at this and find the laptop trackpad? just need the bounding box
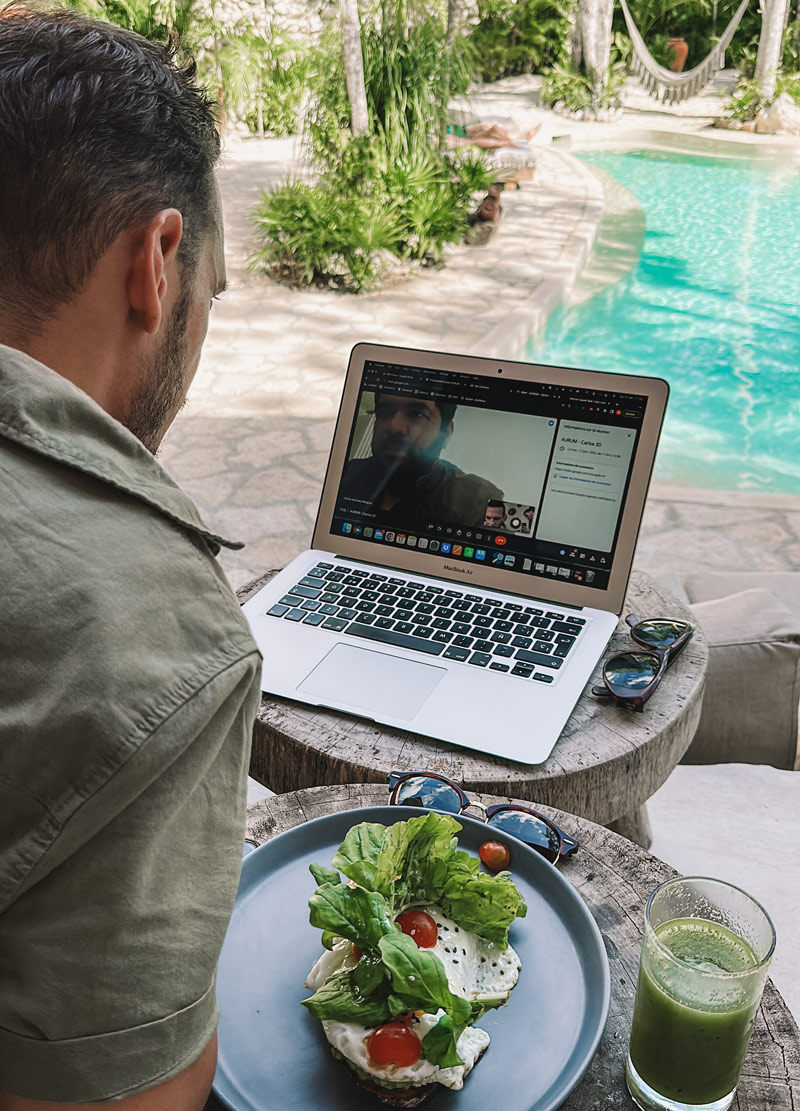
[298,644,446,721]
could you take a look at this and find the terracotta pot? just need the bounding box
[667,37,689,72]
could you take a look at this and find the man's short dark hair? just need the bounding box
[374,391,457,429]
[0,8,220,334]
[486,499,505,510]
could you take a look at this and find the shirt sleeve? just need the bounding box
[0,650,262,1103]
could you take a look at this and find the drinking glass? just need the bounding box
[626,876,776,1111]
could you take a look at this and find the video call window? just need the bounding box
[337,390,555,534]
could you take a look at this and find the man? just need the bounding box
[340,393,503,530]
[483,499,507,530]
[0,11,261,1109]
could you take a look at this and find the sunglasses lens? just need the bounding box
[486,809,560,864]
[604,652,661,696]
[392,776,463,813]
[632,619,690,649]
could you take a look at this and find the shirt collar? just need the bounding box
[0,344,244,553]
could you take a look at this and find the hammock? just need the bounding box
[618,0,751,102]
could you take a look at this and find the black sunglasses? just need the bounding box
[388,770,578,864]
[591,614,696,712]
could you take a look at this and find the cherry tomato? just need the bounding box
[479,840,511,871]
[351,943,363,961]
[367,1021,422,1067]
[395,909,438,948]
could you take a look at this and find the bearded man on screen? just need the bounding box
[0,11,261,1110]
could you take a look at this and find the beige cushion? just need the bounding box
[681,588,800,770]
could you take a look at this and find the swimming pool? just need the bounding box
[528,147,800,494]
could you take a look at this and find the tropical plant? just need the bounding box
[540,51,628,112]
[466,0,571,82]
[251,0,494,292]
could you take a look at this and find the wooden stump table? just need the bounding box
[239,570,708,847]
[205,783,800,1110]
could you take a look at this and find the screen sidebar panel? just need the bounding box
[313,344,669,615]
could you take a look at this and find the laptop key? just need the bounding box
[468,652,491,667]
[431,618,451,630]
[394,621,414,634]
[443,646,470,661]
[415,603,435,614]
[490,662,510,672]
[338,607,357,620]
[322,582,344,594]
[307,568,328,578]
[533,673,555,683]
[301,600,321,611]
[395,609,414,622]
[343,586,361,597]
[303,612,326,626]
[433,631,453,643]
[361,590,380,601]
[356,613,376,625]
[319,593,342,605]
[375,617,394,629]
[472,604,491,615]
[316,562,334,569]
[535,629,555,641]
[375,605,394,616]
[530,616,551,628]
[321,617,348,631]
[552,620,583,634]
[345,623,446,655]
[533,641,553,654]
[511,664,534,677]
[512,636,532,648]
[491,609,512,621]
[453,635,474,648]
[279,594,298,606]
[554,643,572,658]
[493,644,514,657]
[289,585,321,600]
[546,612,565,620]
[474,639,493,652]
[267,603,290,618]
[356,601,376,612]
[494,620,514,632]
[452,622,472,635]
[343,576,362,585]
[412,626,434,639]
[556,632,577,644]
[299,576,323,588]
[514,649,563,669]
[491,631,511,644]
[285,608,306,622]
[396,587,415,598]
[434,607,455,619]
[414,614,432,626]
[325,572,345,582]
[319,604,339,615]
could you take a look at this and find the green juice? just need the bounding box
[629,917,760,1104]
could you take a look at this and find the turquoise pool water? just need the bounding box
[528,148,800,493]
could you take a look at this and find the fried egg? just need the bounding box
[305,906,521,1092]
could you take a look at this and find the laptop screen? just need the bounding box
[329,358,650,593]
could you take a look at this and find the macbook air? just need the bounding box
[241,343,668,764]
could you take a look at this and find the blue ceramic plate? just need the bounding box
[213,806,609,1111]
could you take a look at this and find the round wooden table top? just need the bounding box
[204,783,799,1111]
[240,569,707,830]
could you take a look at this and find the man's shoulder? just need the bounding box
[437,460,503,499]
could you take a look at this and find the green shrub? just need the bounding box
[540,55,627,113]
[251,1,494,293]
[727,71,800,121]
[467,0,570,82]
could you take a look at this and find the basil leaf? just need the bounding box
[321,930,338,951]
[378,931,471,1027]
[373,812,462,907]
[353,952,387,997]
[421,1014,464,1068]
[332,822,387,890]
[440,854,527,947]
[309,882,393,949]
[302,970,392,1025]
[310,863,341,887]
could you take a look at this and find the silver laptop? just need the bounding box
[242,343,668,765]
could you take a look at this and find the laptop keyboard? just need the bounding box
[264,563,588,683]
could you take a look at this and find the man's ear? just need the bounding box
[442,420,454,445]
[127,209,183,336]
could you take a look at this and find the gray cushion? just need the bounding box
[684,572,800,618]
[681,588,800,770]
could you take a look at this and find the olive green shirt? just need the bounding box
[0,344,262,1102]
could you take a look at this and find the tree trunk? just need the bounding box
[575,0,614,106]
[340,0,369,137]
[447,0,479,43]
[755,0,791,101]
